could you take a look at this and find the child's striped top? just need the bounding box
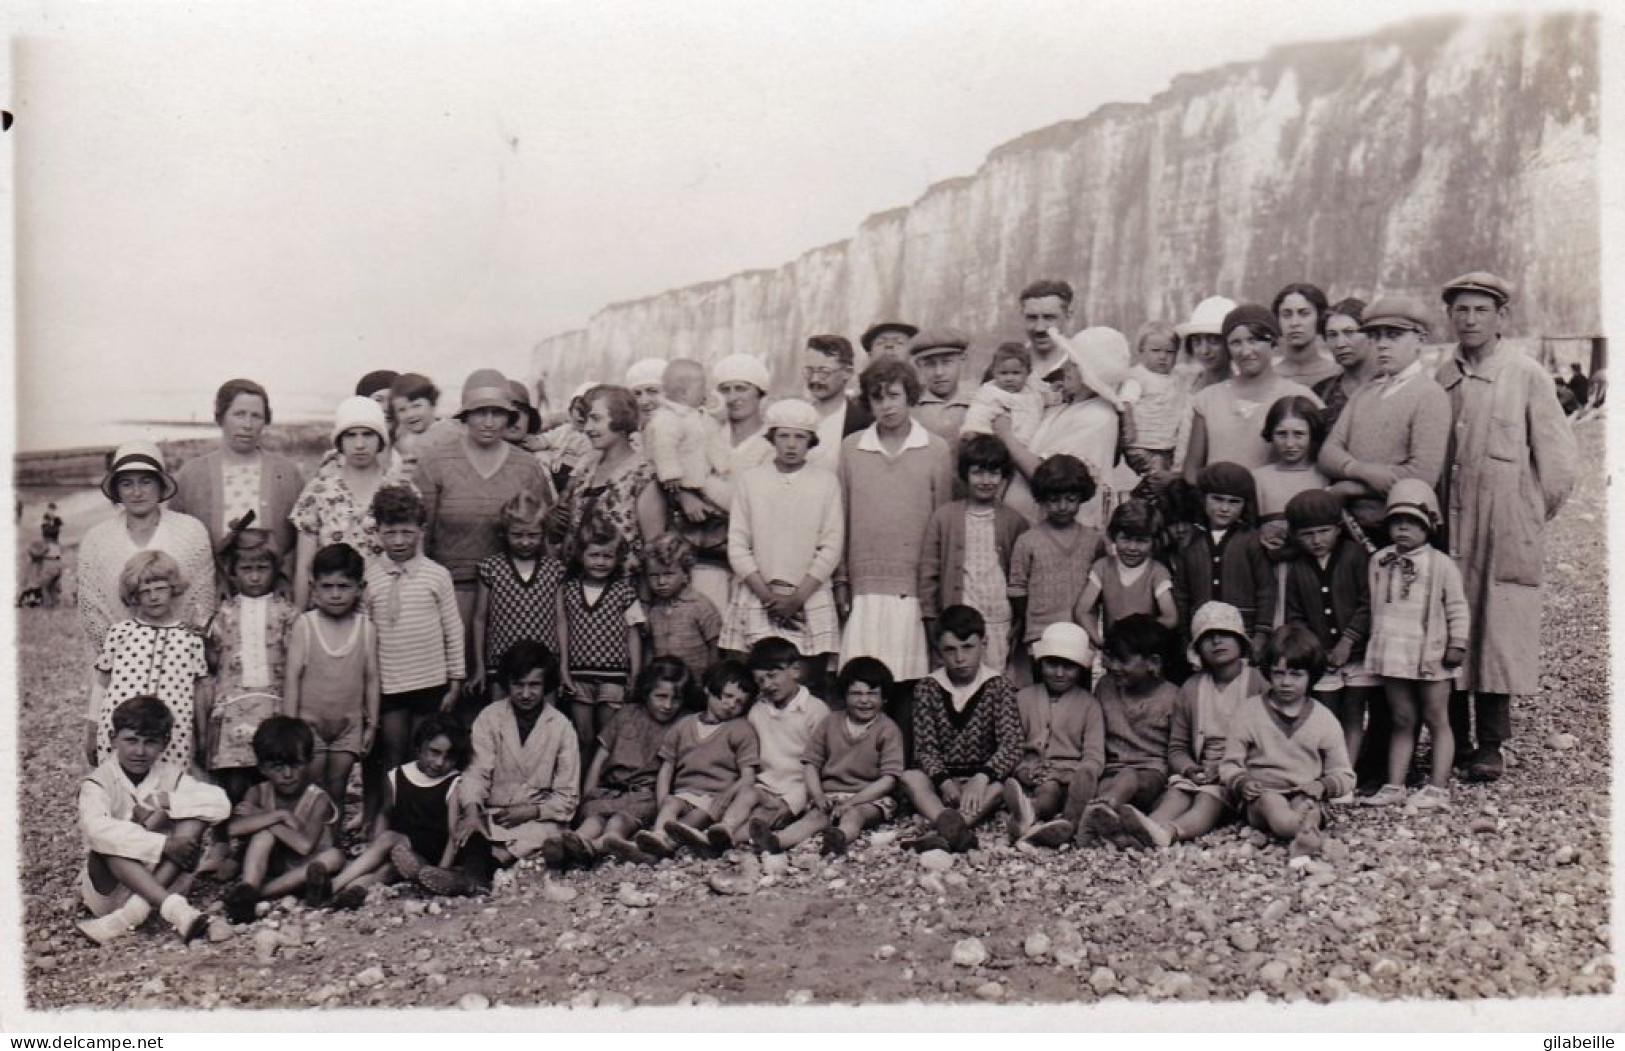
[363,554,465,694]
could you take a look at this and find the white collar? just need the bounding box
[856,418,930,455]
[929,664,999,710]
[1378,359,1424,397]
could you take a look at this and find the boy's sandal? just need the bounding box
[632,830,672,859]
[706,826,736,854]
[1020,819,1075,849]
[666,821,714,853]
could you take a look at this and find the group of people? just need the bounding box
[70,269,1581,949]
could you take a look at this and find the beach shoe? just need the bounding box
[901,831,953,853]
[1360,783,1408,808]
[934,808,973,852]
[77,907,140,946]
[600,834,659,867]
[1083,802,1122,844]
[665,821,714,854]
[1465,748,1504,783]
[539,836,569,871]
[330,885,368,911]
[561,832,597,869]
[1288,829,1324,859]
[748,819,779,854]
[632,830,674,859]
[159,896,209,943]
[223,882,260,925]
[707,826,737,854]
[1020,819,1075,849]
[417,864,481,897]
[302,862,333,907]
[819,828,848,856]
[1406,784,1452,812]
[1118,805,1172,850]
[389,839,426,881]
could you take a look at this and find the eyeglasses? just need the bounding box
[803,365,846,380]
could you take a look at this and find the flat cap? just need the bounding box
[1359,295,1434,335]
[860,321,919,352]
[907,327,971,359]
[1441,271,1512,307]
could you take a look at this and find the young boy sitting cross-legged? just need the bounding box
[77,695,228,945]
[899,604,1024,854]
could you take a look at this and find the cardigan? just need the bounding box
[169,449,305,579]
[911,670,1024,783]
[1167,666,1267,777]
[917,501,1029,620]
[1095,675,1179,774]
[1283,540,1371,655]
[1219,695,1355,799]
[1014,683,1105,783]
[1170,525,1276,638]
[838,422,956,597]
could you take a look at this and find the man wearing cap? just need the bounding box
[860,321,919,366]
[1434,272,1576,783]
[802,334,873,471]
[1018,279,1077,384]
[1318,295,1451,538]
[908,328,975,452]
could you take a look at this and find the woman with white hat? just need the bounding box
[998,327,1130,530]
[77,440,217,651]
[624,357,669,429]
[412,368,557,630]
[289,396,410,609]
[1173,295,1239,394]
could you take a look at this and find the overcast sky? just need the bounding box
[4,0,1592,450]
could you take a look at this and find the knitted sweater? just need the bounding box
[1014,683,1105,783]
[1095,675,1179,775]
[1283,540,1371,655]
[1167,666,1267,777]
[1318,368,1452,490]
[1170,525,1275,638]
[917,501,1029,619]
[839,423,957,596]
[911,669,1024,783]
[803,712,907,794]
[414,441,554,586]
[1219,695,1354,799]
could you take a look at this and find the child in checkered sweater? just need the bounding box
[557,516,646,756]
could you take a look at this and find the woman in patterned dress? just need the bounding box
[550,385,665,583]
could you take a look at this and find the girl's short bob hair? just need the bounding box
[957,433,1013,481]
[1103,613,1169,665]
[858,357,922,408]
[703,659,758,707]
[644,532,697,573]
[119,550,187,608]
[632,655,696,712]
[371,483,428,527]
[213,379,272,426]
[498,490,551,533]
[836,656,895,697]
[1108,497,1164,541]
[111,695,174,742]
[982,341,1032,383]
[1030,453,1097,504]
[411,712,469,768]
[1259,623,1328,684]
[389,372,441,406]
[496,638,561,693]
[568,515,626,579]
[1259,395,1329,456]
[583,385,641,437]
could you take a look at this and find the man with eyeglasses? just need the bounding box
[802,334,873,470]
[1434,271,1576,784]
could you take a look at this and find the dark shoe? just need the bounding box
[223,882,259,925]
[1021,819,1075,849]
[539,836,568,870]
[748,819,778,854]
[819,828,848,856]
[1083,803,1121,843]
[666,821,714,854]
[632,830,673,859]
[601,834,658,866]
[302,861,333,907]
[561,832,596,869]
[935,808,972,852]
[707,826,736,854]
[902,832,952,853]
[1117,805,1172,850]
[389,839,425,881]
[1466,747,1504,783]
[418,864,481,897]
[330,885,368,911]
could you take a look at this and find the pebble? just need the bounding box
[919,850,955,873]
[919,873,947,896]
[1549,733,1578,751]
[677,992,721,1007]
[542,881,578,904]
[786,989,814,1005]
[708,872,754,896]
[1261,900,1290,925]
[571,990,600,1008]
[1229,929,1260,953]
[1468,816,1498,834]
[598,992,635,1008]
[1023,932,1051,959]
[1259,960,1289,983]
[1088,967,1117,994]
[206,918,234,943]
[1554,845,1577,866]
[975,980,1004,1001]
[868,831,898,848]
[354,966,385,987]
[762,854,790,876]
[252,928,281,963]
[616,884,654,908]
[458,993,490,1011]
[874,944,897,961]
[951,937,988,967]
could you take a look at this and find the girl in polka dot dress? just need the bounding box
[471,491,564,702]
[84,551,209,772]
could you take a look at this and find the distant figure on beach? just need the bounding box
[17,503,66,608]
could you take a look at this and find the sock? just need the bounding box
[158,893,193,926]
[116,894,154,928]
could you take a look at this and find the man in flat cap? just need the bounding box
[1434,272,1576,783]
[861,321,919,366]
[908,328,975,453]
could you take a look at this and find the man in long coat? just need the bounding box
[1434,272,1577,782]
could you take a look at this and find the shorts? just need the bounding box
[306,712,363,757]
[1097,767,1167,810]
[382,684,446,716]
[673,790,716,818]
[79,863,134,918]
[826,791,897,821]
[570,679,626,707]
[580,786,658,825]
[1315,662,1379,691]
[1165,773,1234,810]
[748,787,795,829]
